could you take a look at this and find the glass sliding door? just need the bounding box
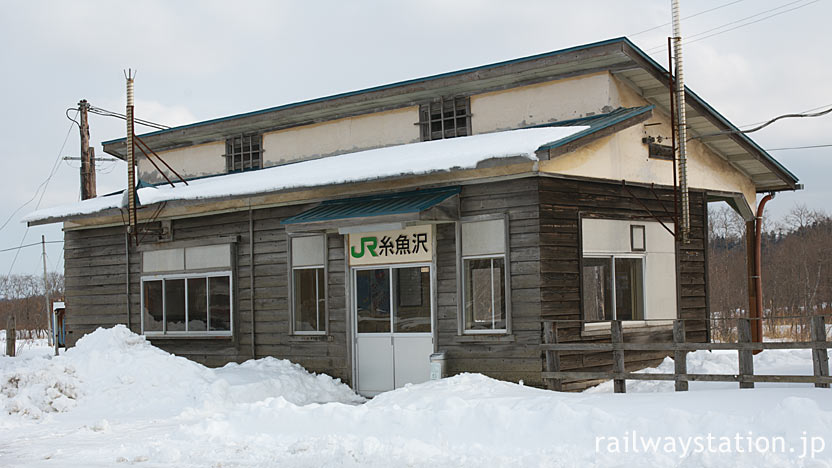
[354,265,433,395]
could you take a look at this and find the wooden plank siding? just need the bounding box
[538,177,709,390]
[63,205,352,383]
[62,175,709,392]
[436,178,545,387]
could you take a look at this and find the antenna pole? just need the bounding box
[125,71,138,243]
[672,0,690,243]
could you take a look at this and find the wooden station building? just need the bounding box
[27,38,798,394]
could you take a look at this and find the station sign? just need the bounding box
[348,225,433,266]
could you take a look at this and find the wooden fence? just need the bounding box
[541,316,831,392]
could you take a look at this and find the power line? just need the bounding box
[684,0,820,46]
[0,240,63,254]
[629,0,747,37]
[767,144,832,151]
[88,105,170,130]
[692,105,832,140]
[644,0,819,53]
[1,115,76,288]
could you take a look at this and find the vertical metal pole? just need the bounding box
[671,0,690,243]
[249,206,256,359]
[41,235,54,351]
[125,231,131,331]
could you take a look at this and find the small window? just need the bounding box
[419,97,471,141]
[463,257,506,331]
[290,235,327,334]
[461,218,509,333]
[141,273,232,335]
[582,256,644,322]
[225,134,262,172]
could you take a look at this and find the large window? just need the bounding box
[418,97,471,141]
[582,256,644,321]
[581,218,677,324]
[225,133,262,172]
[290,235,327,334]
[140,243,234,336]
[460,217,509,334]
[142,273,232,334]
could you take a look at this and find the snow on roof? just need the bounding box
[24,126,586,224]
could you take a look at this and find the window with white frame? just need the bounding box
[140,244,234,335]
[290,235,327,334]
[461,218,509,333]
[581,219,676,323]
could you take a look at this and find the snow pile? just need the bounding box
[24,126,586,223]
[0,325,360,423]
[0,353,78,418]
[2,327,831,467]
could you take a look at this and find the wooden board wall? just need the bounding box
[436,178,545,387]
[63,175,709,391]
[63,205,351,383]
[538,177,709,389]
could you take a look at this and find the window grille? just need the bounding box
[225,134,262,172]
[418,97,471,141]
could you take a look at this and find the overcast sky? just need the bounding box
[1,0,830,277]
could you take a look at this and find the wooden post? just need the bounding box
[673,319,688,391]
[5,316,14,357]
[737,318,755,389]
[79,99,96,200]
[810,316,829,389]
[544,321,562,391]
[611,320,626,393]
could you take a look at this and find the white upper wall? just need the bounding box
[134,71,757,209]
[263,107,420,166]
[138,141,225,184]
[471,72,617,133]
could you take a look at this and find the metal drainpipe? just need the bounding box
[753,193,774,348]
[249,205,256,359]
[125,230,131,331]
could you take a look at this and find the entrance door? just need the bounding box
[354,265,433,395]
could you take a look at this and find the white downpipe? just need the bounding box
[672,0,691,243]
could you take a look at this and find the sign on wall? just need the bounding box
[348,225,433,266]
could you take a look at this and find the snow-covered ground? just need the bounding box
[1,326,830,467]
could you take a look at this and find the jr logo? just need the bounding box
[350,237,378,258]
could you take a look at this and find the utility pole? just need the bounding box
[41,235,54,351]
[79,99,97,200]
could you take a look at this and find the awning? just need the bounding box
[282,186,460,231]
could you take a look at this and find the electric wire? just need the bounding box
[88,105,170,130]
[644,0,819,53]
[0,241,64,254]
[0,112,78,234]
[629,0,747,37]
[1,114,77,287]
[691,105,832,140]
[766,144,832,151]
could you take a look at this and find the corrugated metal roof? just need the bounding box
[281,186,460,225]
[532,106,653,151]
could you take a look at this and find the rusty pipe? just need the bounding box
[753,193,774,346]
